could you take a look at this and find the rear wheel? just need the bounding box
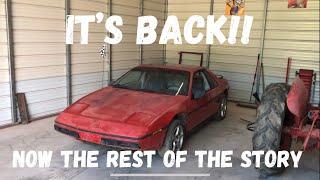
[158,120,185,157]
[218,95,228,120]
[252,83,291,177]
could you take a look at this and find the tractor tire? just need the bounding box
[252,83,291,177]
[158,120,185,157]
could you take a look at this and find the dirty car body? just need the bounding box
[54,64,229,150]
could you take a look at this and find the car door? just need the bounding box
[186,71,212,131]
[201,70,221,117]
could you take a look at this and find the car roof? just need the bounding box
[138,64,204,73]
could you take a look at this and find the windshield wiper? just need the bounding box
[176,82,184,96]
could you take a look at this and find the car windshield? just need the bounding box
[112,68,190,96]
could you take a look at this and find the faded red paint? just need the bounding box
[287,77,309,124]
[284,75,320,151]
[55,64,229,150]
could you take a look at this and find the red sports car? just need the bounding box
[54,64,229,155]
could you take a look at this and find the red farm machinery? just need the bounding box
[252,68,319,176]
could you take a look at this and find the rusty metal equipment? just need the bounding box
[283,69,319,151]
[251,67,319,176]
[249,54,260,103]
[178,51,204,67]
[285,57,292,84]
[295,69,317,104]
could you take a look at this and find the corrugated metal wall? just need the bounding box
[111,0,166,80]
[210,0,265,102]
[263,0,319,105]
[0,0,12,125]
[166,0,265,102]
[0,0,166,125]
[111,0,140,80]
[166,0,319,104]
[166,0,210,66]
[11,0,67,118]
[142,0,166,65]
[70,0,109,103]
[1,0,318,126]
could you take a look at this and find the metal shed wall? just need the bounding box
[111,0,140,80]
[11,0,67,119]
[166,0,210,66]
[111,0,166,79]
[142,0,166,65]
[70,0,109,103]
[0,0,166,125]
[263,0,319,105]
[166,0,319,104]
[0,0,12,125]
[1,0,317,126]
[209,0,265,102]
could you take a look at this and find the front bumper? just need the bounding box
[54,122,166,150]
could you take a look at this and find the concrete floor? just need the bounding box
[0,102,319,180]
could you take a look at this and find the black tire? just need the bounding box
[158,120,185,157]
[217,95,228,120]
[252,83,291,177]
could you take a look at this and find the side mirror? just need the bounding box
[216,75,224,79]
[192,88,205,100]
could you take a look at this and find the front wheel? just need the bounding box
[158,120,185,157]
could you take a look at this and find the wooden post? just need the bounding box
[16,93,29,124]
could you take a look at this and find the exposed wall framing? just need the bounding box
[206,0,214,68]
[65,0,72,105]
[0,0,15,125]
[163,0,168,64]
[139,0,143,64]
[108,0,112,83]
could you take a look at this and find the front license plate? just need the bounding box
[79,132,101,144]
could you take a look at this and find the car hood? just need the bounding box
[66,87,187,126]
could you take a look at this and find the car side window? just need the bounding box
[193,72,204,89]
[199,72,211,91]
[192,71,211,92]
[192,72,206,99]
[203,70,217,89]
